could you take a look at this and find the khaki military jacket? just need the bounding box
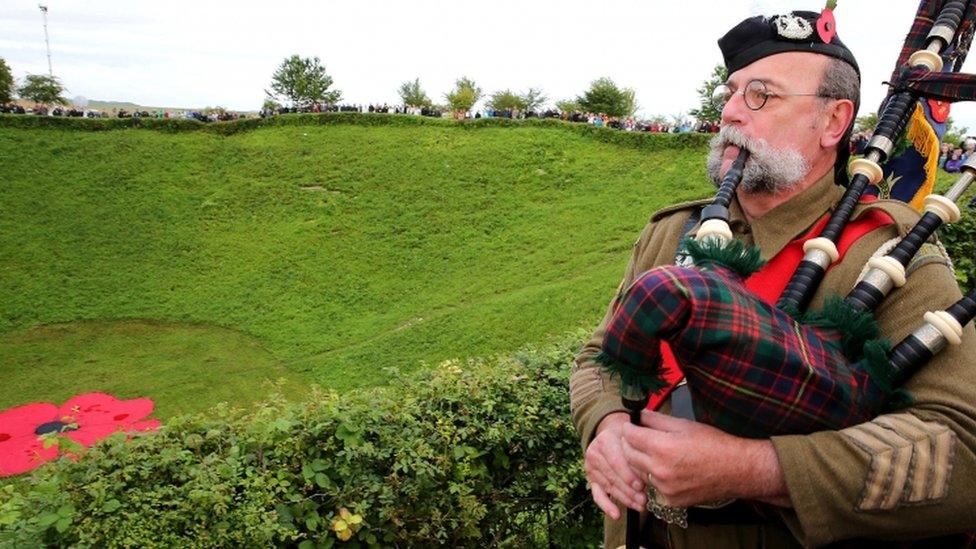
[570,171,976,548]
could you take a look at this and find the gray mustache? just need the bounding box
[710,126,757,153]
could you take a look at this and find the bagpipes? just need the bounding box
[601,4,976,544]
[598,0,976,460]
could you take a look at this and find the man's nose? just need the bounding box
[720,91,747,127]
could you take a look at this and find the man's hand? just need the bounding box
[584,412,648,519]
[621,410,792,508]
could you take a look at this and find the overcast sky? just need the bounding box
[4,0,976,131]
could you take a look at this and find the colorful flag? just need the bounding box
[877,98,949,210]
[868,0,976,210]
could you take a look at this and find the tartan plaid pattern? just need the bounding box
[602,264,889,438]
[891,0,940,79]
[899,68,976,102]
[890,0,976,83]
[884,0,976,105]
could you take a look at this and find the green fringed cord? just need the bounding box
[803,300,917,410]
[594,351,669,397]
[860,339,896,394]
[802,295,881,359]
[683,237,766,278]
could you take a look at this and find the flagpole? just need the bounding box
[39,4,52,77]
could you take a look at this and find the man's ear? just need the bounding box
[821,99,856,148]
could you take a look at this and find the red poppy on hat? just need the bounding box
[0,392,160,477]
[817,7,837,43]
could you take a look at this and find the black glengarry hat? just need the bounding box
[719,11,859,77]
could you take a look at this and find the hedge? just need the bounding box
[0,112,714,152]
[0,114,208,133]
[941,212,975,292]
[0,339,601,547]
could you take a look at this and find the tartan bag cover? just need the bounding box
[601,262,890,438]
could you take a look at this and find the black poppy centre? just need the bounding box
[34,420,79,436]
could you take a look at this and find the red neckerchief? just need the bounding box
[648,199,894,410]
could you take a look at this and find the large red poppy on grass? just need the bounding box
[0,392,160,477]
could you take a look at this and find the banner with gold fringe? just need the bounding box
[878,99,948,209]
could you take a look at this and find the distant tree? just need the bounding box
[689,64,728,124]
[555,99,581,113]
[576,77,637,117]
[398,78,431,108]
[944,116,969,146]
[486,89,523,111]
[487,87,548,113]
[521,87,547,112]
[17,74,67,105]
[855,112,878,133]
[266,55,341,108]
[669,111,692,131]
[444,76,482,118]
[622,90,638,118]
[262,97,281,112]
[0,58,13,104]
[856,110,969,146]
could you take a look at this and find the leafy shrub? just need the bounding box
[934,174,975,292]
[0,112,712,151]
[0,340,600,547]
[942,212,975,292]
[0,114,206,132]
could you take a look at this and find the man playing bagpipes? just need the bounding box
[570,4,976,548]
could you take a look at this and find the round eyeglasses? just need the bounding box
[711,79,832,111]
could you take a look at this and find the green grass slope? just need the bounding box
[0,320,300,418]
[0,120,712,414]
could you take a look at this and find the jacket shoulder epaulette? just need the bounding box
[856,198,922,229]
[649,197,713,223]
[857,199,953,273]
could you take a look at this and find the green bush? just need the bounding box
[0,340,600,547]
[942,213,975,292]
[0,114,206,132]
[935,173,975,292]
[0,112,712,151]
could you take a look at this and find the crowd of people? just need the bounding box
[110,108,247,122]
[939,137,976,173]
[0,102,250,122]
[0,103,27,114]
[250,101,722,134]
[476,108,719,133]
[849,130,976,175]
[260,103,446,118]
[0,103,116,118]
[3,98,717,135]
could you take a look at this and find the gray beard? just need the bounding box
[705,126,809,195]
